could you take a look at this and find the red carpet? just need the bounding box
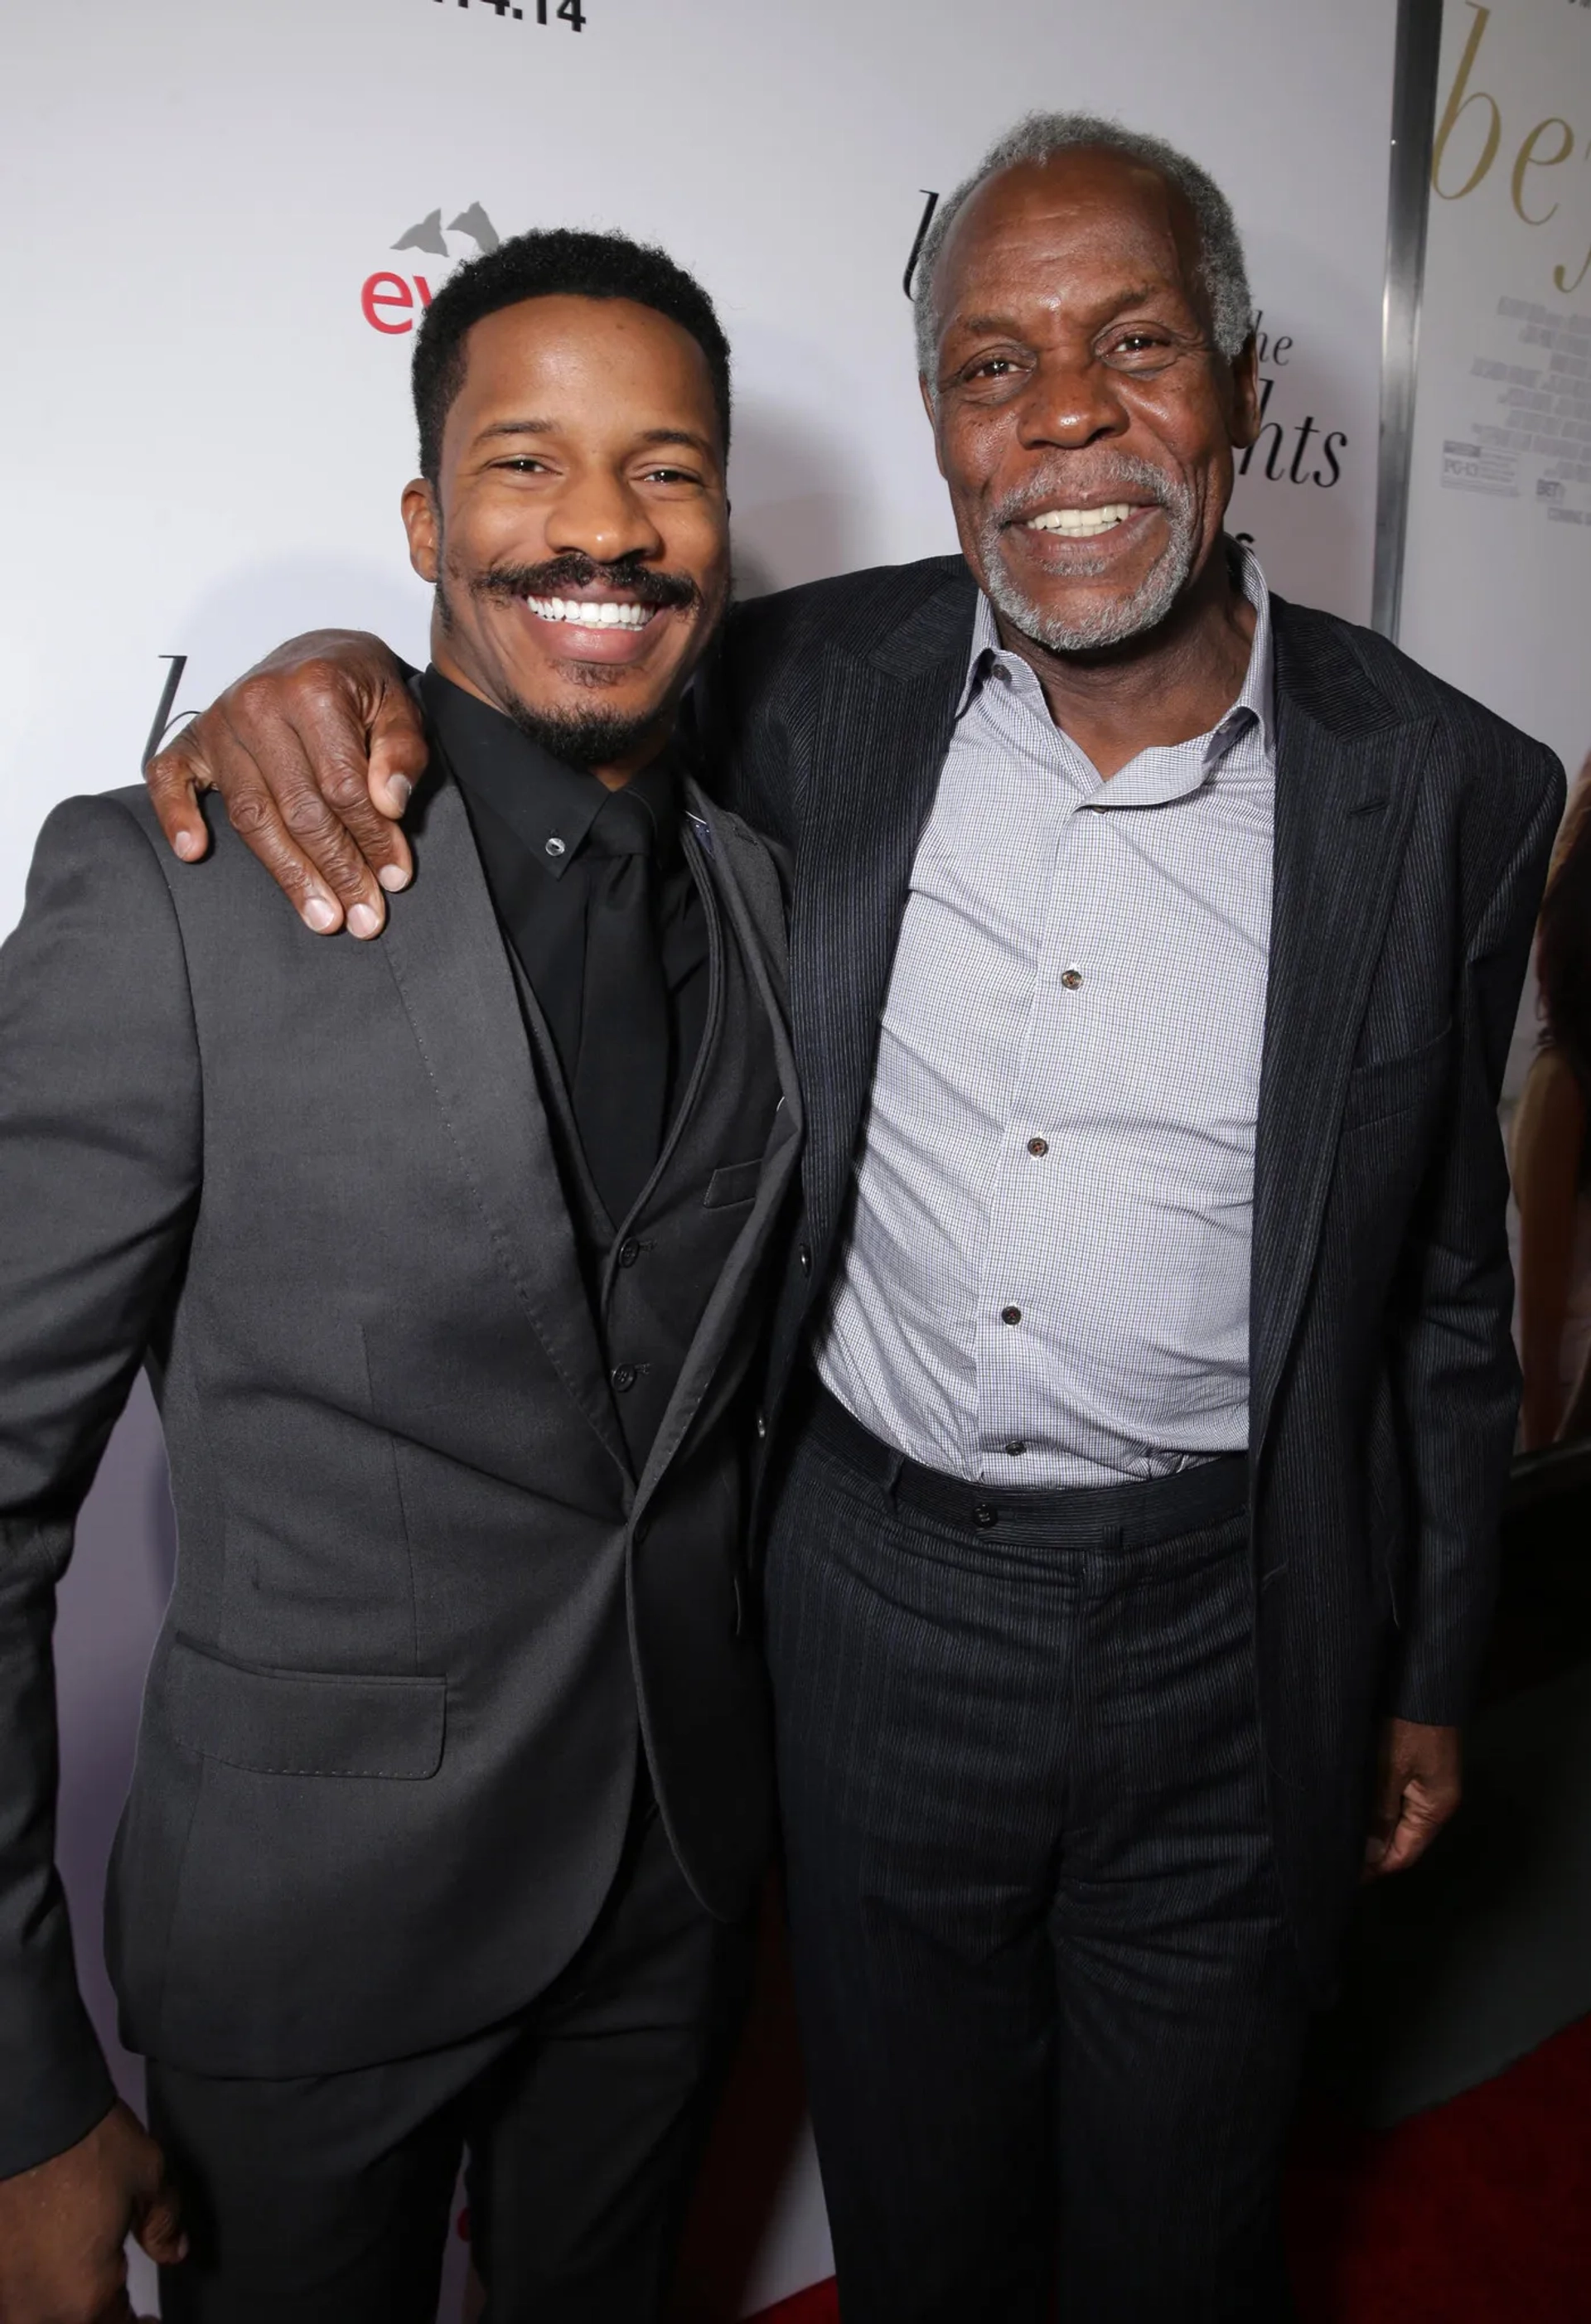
[747,2015,1591,2322]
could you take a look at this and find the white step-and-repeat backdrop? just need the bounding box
[2,2,1403,2312]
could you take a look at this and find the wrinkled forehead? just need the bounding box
[933,152,1206,335]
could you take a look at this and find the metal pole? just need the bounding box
[1371,0,1446,640]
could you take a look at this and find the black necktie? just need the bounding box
[572,787,670,1225]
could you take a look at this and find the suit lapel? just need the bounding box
[633,786,805,1505]
[793,565,979,1273]
[1249,601,1434,1461]
[379,766,627,1475]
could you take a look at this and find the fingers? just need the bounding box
[123,2109,188,2274]
[280,675,417,915]
[367,689,430,853]
[131,2172,188,2269]
[210,721,351,935]
[143,635,429,938]
[1363,1719,1463,1880]
[146,691,350,934]
[1375,1777,1458,1878]
[221,678,388,936]
[1361,1776,1402,1880]
[144,726,215,865]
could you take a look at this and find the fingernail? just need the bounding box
[388,775,413,811]
[303,896,339,934]
[348,901,381,939]
[174,829,202,862]
[378,862,410,892]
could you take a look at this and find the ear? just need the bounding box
[1227,334,1262,452]
[918,374,948,480]
[402,478,441,583]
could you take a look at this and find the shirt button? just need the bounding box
[1060,967,1083,991]
[1027,1137,1049,1157]
[1004,1439,1027,1457]
[1001,1305,1022,1326]
[973,1502,999,1529]
[544,835,567,858]
[612,1364,637,1393]
[617,1237,641,1268]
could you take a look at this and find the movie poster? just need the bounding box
[1400,0,1591,1455]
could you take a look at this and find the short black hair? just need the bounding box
[412,226,732,483]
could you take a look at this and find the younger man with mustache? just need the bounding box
[0,230,800,2324]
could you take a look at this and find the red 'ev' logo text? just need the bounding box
[361,273,433,334]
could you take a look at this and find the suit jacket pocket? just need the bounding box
[704,1158,764,1209]
[165,1635,445,1780]
[1339,1024,1453,1136]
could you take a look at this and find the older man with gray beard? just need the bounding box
[145,115,1560,2322]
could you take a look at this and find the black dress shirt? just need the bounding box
[420,668,709,1222]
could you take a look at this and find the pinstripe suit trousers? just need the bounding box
[766,1389,1310,2324]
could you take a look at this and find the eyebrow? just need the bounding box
[636,427,718,457]
[473,419,717,457]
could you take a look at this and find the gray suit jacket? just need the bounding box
[701,553,1564,1991]
[0,766,801,2177]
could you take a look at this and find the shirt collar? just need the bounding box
[955,536,1276,762]
[1215,539,1275,759]
[419,666,682,879]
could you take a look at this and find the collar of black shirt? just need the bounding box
[418,664,686,880]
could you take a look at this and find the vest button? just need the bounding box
[798,1244,812,1278]
[973,1503,999,1529]
[617,1237,641,1268]
[612,1363,638,1393]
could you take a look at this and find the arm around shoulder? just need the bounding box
[143,629,425,939]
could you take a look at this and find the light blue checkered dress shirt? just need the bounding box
[813,547,1277,1488]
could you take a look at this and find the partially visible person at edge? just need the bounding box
[137,115,1562,2322]
[0,231,804,2323]
[1512,746,1591,1450]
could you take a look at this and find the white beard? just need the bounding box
[975,471,1200,654]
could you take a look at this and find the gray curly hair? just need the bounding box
[913,112,1253,383]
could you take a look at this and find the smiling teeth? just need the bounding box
[1025,503,1134,537]
[525,597,655,628]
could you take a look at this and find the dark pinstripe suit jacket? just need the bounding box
[701,549,1564,1983]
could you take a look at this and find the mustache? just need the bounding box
[470,552,701,611]
[992,455,1191,529]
